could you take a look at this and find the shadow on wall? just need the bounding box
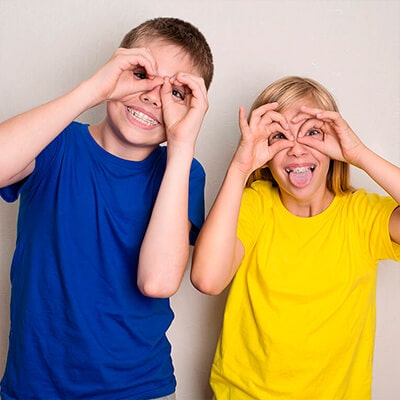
[169,265,228,400]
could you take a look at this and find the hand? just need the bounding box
[233,103,294,177]
[86,47,164,105]
[160,73,209,151]
[294,106,366,166]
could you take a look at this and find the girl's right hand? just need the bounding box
[233,103,294,178]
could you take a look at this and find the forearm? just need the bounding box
[0,80,101,187]
[191,162,248,295]
[137,145,194,298]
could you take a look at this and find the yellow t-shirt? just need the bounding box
[211,181,400,400]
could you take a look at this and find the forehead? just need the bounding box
[281,98,318,117]
[136,38,200,78]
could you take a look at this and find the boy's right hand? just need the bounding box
[233,103,294,179]
[85,47,164,106]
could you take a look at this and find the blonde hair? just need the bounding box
[247,76,352,195]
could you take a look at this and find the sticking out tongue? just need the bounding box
[288,168,313,187]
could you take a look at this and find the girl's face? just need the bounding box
[267,98,333,216]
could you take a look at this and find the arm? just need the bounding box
[0,47,161,187]
[137,74,209,298]
[191,104,295,295]
[296,106,400,244]
[354,149,400,244]
[191,162,248,295]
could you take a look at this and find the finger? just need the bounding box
[297,118,325,138]
[159,76,174,106]
[115,47,159,77]
[238,106,249,133]
[126,73,164,96]
[250,102,279,121]
[260,110,289,128]
[267,121,293,144]
[291,111,315,124]
[172,72,207,101]
[269,140,295,157]
[249,108,290,137]
[296,106,341,124]
[296,135,327,153]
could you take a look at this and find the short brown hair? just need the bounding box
[120,17,214,89]
[247,76,352,195]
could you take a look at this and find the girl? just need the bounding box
[191,76,400,399]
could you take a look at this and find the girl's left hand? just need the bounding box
[293,106,367,167]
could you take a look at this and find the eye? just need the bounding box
[133,67,147,80]
[268,132,288,145]
[172,88,185,100]
[171,85,190,101]
[305,129,323,141]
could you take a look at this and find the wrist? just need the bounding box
[227,161,252,189]
[74,79,107,110]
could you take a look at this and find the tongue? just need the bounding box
[289,170,313,187]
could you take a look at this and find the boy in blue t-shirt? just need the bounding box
[0,17,213,400]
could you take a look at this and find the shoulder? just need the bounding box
[341,189,397,213]
[240,180,276,222]
[243,180,275,203]
[338,189,398,239]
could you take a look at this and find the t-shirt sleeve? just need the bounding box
[356,191,400,262]
[237,182,266,254]
[0,125,66,203]
[0,180,25,202]
[188,158,206,245]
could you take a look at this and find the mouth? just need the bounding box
[127,107,160,127]
[285,165,316,174]
[285,165,316,187]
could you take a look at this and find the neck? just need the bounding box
[280,188,335,217]
[89,122,157,161]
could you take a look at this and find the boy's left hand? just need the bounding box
[294,106,367,167]
[160,73,208,151]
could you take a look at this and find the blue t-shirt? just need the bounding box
[0,121,206,400]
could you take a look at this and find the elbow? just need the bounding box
[138,279,180,299]
[190,266,225,296]
[137,264,184,298]
[191,280,224,296]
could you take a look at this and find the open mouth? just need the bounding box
[127,107,159,127]
[285,166,316,174]
[285,165,316,187]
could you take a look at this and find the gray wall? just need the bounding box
[0,1,399,399]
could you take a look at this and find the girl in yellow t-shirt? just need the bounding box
[191,76,400,400]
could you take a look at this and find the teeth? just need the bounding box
[127,107,158,126]
[285,166,315,173]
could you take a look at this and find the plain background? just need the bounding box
[0,1,399,399]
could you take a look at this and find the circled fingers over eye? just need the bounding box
[172,72,208,100]
[114,48,159,77]
[297,118,325,138]
[250,110,289,131]
[267,126,293,145]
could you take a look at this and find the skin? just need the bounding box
[90,39,208,162]
[191,99,400,295]
[265,99,334,217]
[0,38,210,298]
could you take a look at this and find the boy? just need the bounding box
[0,17,213,400]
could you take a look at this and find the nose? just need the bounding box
[140,86,161,108]
[287,138,308,157]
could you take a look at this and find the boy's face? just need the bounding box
[104,39,201,160]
